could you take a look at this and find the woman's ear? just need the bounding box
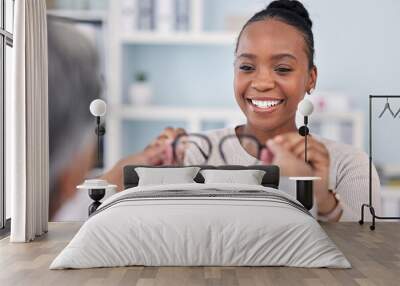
[307,66,318,94]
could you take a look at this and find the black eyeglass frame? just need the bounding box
[171,133,269,165]
[171,133,213,164]
[218,134,268,164]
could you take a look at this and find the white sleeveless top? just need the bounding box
[184,127,381,222]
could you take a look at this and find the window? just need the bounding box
[0,0,14,233]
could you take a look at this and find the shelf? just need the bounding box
[108,105,245,134]
[111,105,362,121]
[107,105,364,149]
[120,32,237,45]
[110,105,244,121]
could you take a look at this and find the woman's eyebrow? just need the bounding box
[237,53,257,59]
[236,53,297,61]
[270,53,297,61]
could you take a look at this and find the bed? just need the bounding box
[50,165,350,269]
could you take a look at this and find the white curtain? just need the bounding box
[7,0,49,242]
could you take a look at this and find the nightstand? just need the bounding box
[289,177,321,210]
[77,180,117,216]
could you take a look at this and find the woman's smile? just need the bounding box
[246,97,286,114]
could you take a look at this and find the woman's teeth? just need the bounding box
[250,99,283,109]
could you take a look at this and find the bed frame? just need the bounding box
[123,165,280,190]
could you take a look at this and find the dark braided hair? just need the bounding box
[235,0,315,69]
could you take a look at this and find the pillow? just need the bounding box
[200,169,266,185]
[135,167,201,186]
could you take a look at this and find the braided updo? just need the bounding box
[235,0,315,69]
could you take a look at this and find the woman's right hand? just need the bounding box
[144,127,187,165]
[100,127,187,191]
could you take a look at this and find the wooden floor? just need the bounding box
[0,222,399,286]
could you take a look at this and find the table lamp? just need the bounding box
[290,99,319,211]
[89,99,107,166]
[86,99,107,215]
[298,98,314,163]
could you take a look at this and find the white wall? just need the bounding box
[304,0,400,165]
[204,0,400,164]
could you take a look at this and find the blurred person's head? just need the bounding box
[233,0,317,136]
[47,17,102,219]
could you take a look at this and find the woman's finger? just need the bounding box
[147,127,186,148]
[277,133,327,155]
[148,136,169,149]
[297,145,329,162]
[140,144,167,165]
[162,142,174,165]
[273,133,304,151]
[164,127,187,139]
[162,127,178,139]
[292,140,328,159]
[259,147,274,164]
[266,139,287,156]
[175,127,187,135]
[298,147,330,170]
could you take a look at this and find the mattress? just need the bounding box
[50,183,350,269]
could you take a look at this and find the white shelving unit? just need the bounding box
[105,0,242,168]
[104,0,365,169]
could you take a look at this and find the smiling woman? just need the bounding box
[101,0,381,223]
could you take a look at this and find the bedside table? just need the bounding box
[289,177,321,210]
[77,180,117,216]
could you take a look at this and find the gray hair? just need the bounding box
[47,17,101,198]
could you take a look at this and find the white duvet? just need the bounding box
[50,183,351,269]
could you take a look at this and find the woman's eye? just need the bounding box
[239,65,254,72]
[275,67,292,73]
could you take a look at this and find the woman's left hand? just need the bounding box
[272,132,330,180]
[266,132,336,214]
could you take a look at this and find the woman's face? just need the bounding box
[234,19,317,133]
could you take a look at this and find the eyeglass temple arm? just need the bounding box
[218,134,264,164]
[187,141,208,160]
[172,133,213,163]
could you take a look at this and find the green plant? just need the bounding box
[135,72,147,82]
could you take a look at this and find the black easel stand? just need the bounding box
[359,95,400,230]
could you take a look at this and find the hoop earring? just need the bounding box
[307,88,315,95]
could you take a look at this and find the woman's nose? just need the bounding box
[251,69,275,91]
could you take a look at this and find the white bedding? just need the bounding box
[50,183,351,269]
